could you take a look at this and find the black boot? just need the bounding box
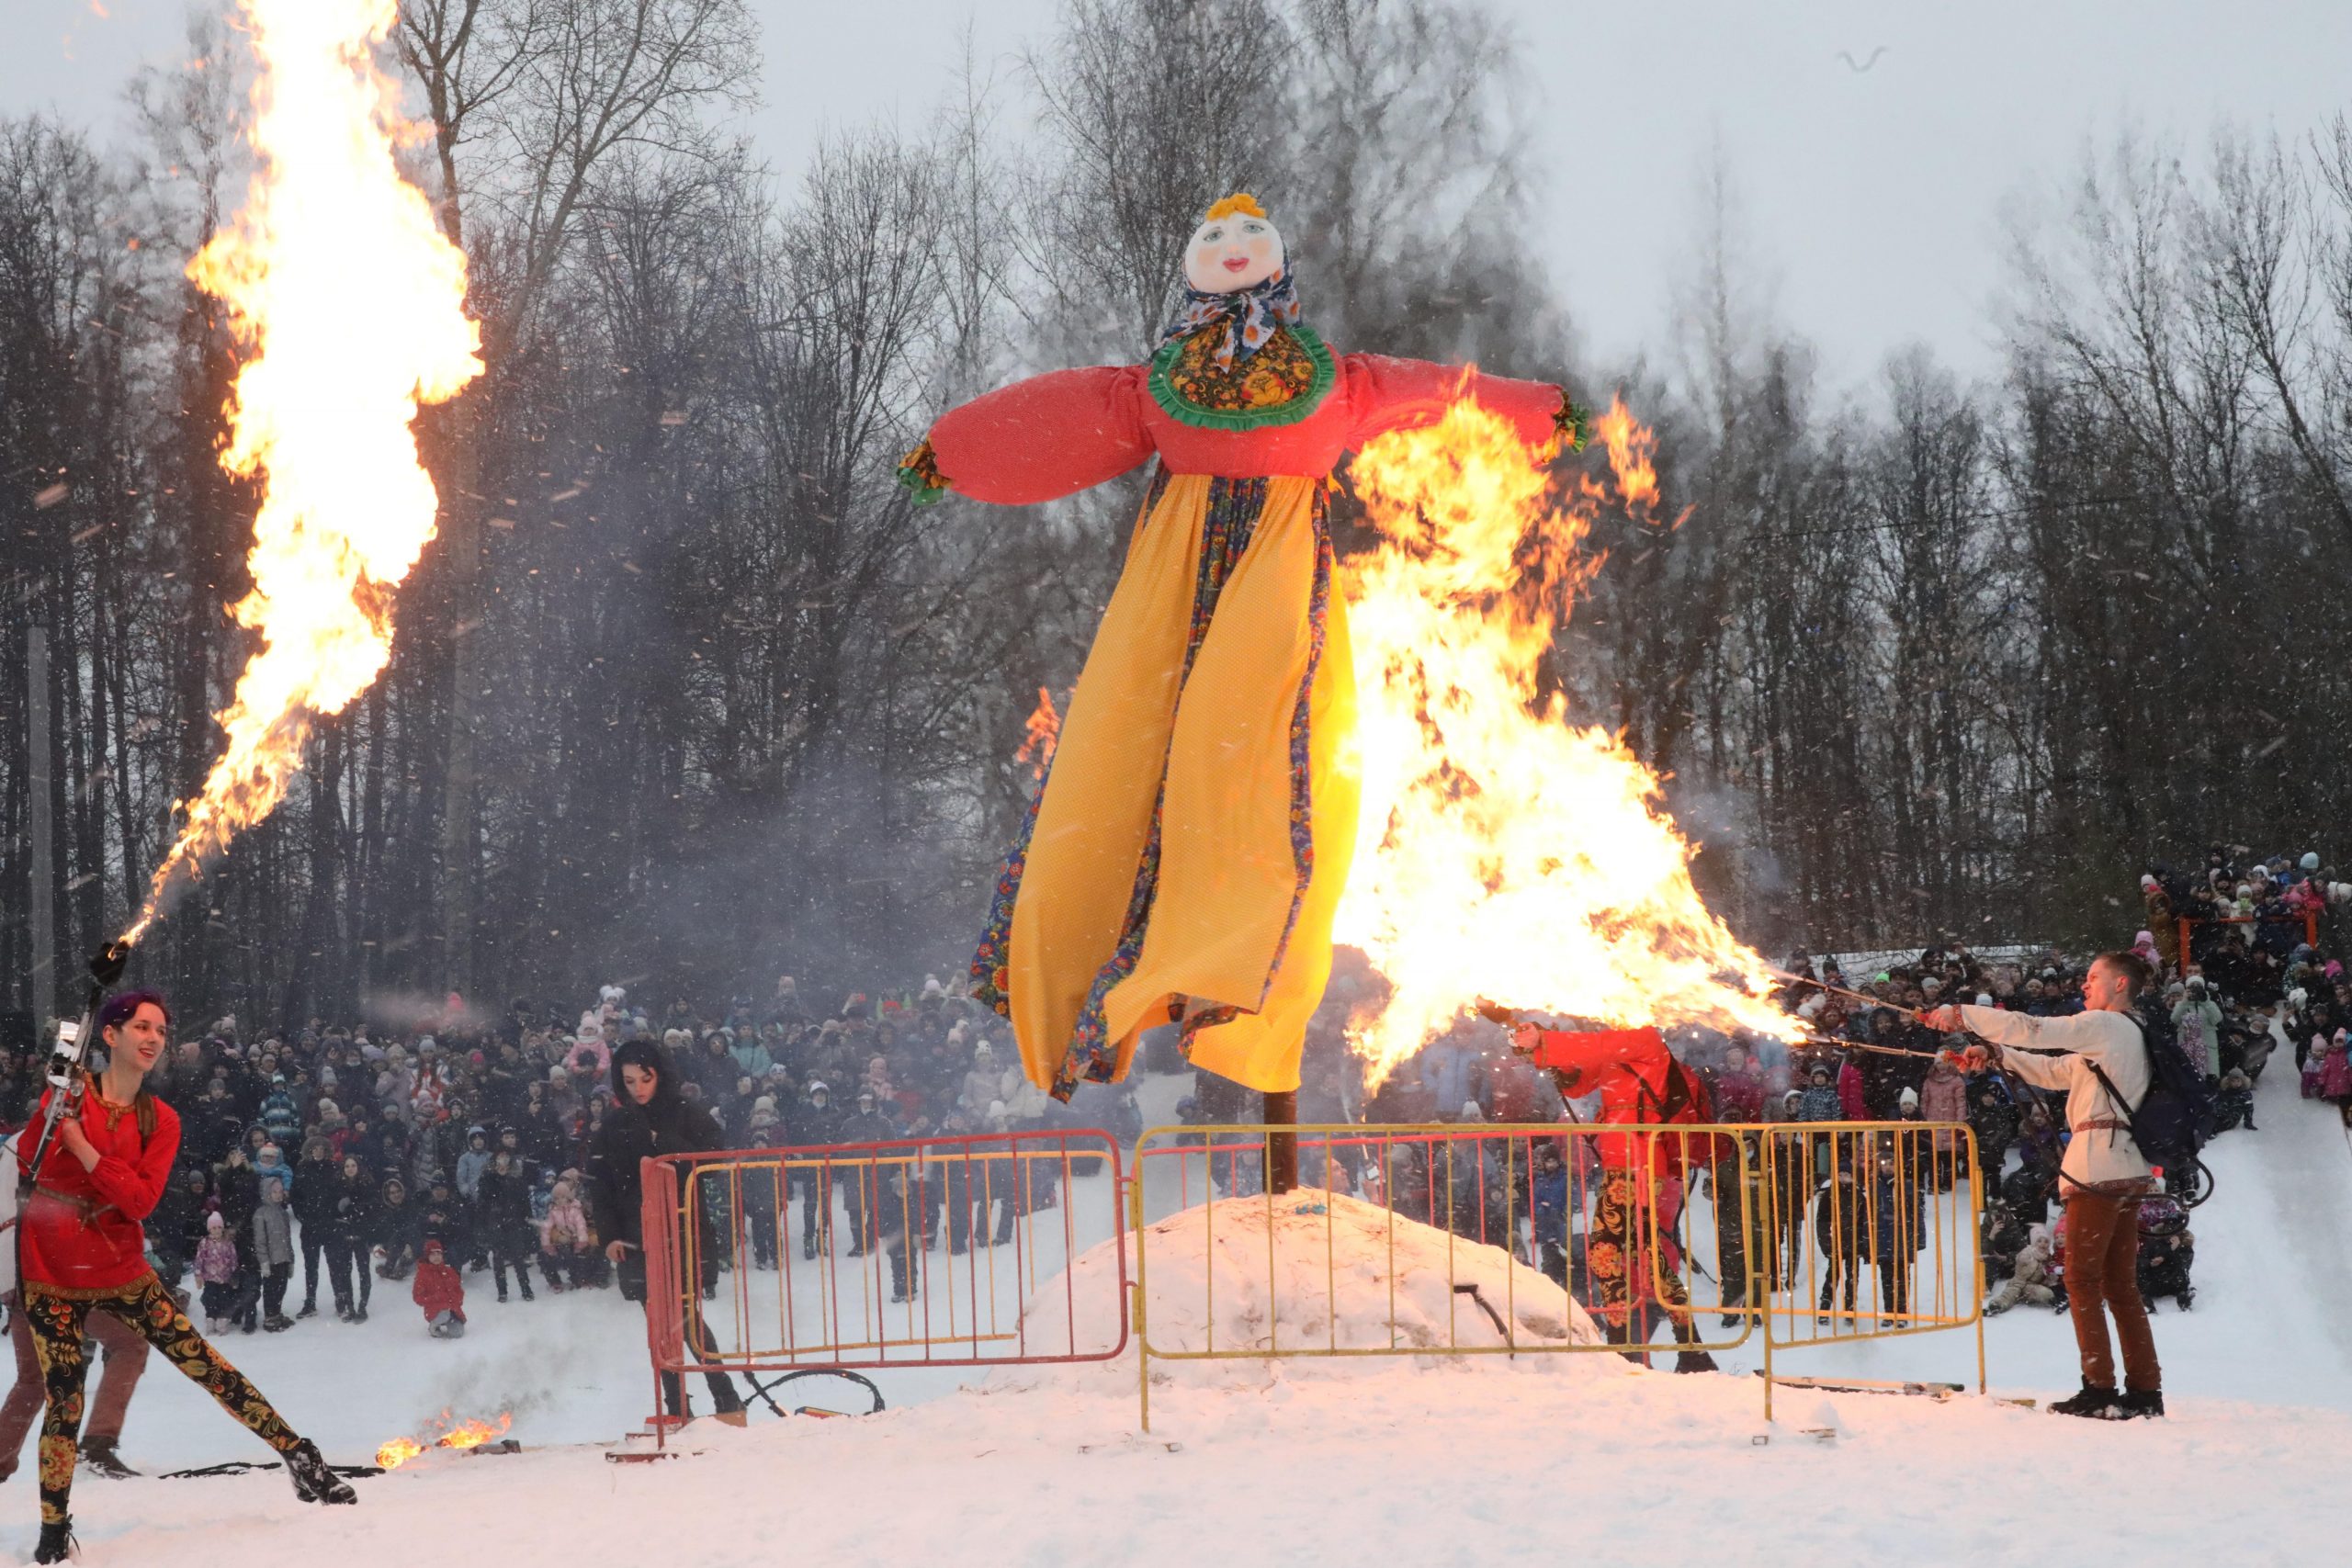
[284,1438,357,1505]
[2117,1389,2165,1419]
[297,1299,318,1319]
[2049,1383,2121,1419]
[77,1438,140,1479]
[33,1519,74,1563]
[519,1276,536,1302]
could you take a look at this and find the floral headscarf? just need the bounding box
[1159,266,1301,369]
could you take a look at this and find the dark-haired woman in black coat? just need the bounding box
[584,1041,743,1421]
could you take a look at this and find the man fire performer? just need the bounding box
[14,991,354,1561]
[1508,1021,1718,1372]
[1925,951,2165,1419]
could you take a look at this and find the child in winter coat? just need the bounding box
[537,1172,598,1291]
[2323,1030,2352,1108]
[2214,1069,2257,1133]
[1984,1224,2059,1314]
[2301,1039,2326,1100]
[253,1176,298,1331]
[195,1212,241,1330]
[413,1236,467,1337]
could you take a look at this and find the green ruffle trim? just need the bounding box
[896,462,948,507]
[1555,392,1591,453]
[1147,325,1337,431]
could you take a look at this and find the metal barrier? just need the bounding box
[1131,1121,1985,1427]
[636,1128,1129,1439]
[1751,1121,1986,1418]
[634,1118,1984,1435]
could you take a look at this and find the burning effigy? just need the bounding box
[914,192,1797,1100]
[908,193,1585,1100]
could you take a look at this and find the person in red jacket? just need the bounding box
[1510,1021,1717,1373]
[13,989,353,1562]
[411,1236,465,1337]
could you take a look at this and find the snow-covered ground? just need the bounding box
[22,1063,2352,1564]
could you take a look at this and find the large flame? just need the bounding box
[1334,396,1803,1087]
[121,0,481,945]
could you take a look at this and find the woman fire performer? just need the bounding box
[906,193,1581,1104]
[14,989,353,1562]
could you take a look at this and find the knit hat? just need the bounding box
[1899,1087,1920,1110]
[206,1212,223,1232]
[2302,852,2322,870]
[752,1095,777,1115]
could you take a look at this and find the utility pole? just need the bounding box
[27,613,55,1028]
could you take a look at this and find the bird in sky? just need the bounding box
[1836,46,1890,73]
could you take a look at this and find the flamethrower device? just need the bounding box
[19,941,133,1200]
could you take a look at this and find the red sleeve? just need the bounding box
[1343,355,1562,450]
[1528,1027,1667,1086]
[924,366,1154,504]
[84,1101,179,1223]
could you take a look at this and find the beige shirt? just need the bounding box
[1959,1005,2153,1188]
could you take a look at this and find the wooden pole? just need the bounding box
[1262,1088,1297,1195]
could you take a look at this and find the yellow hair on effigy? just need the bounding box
[1204,192,1269,221]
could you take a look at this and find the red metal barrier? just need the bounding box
[636,1128,1129,1440]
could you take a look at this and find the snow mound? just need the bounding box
[995,1189,1613,1396]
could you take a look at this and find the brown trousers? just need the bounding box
[0,1290,149,1472]
[2063,1190,2162,1393]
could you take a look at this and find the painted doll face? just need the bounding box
[1184,212,1284,293]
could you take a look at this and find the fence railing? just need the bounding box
[1129,1120,1984,1427]
[636,1118,1984,1435]
[636,1128,1128,1441]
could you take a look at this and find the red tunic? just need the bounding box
[1528,1027,1676,1171]
[15,1087,179,1293]
[925,352,1562,504]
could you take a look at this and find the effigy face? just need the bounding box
[1184,212,1284,293]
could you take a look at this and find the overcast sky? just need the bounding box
[8,0,2347,389]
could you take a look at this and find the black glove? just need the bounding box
[88,940,131,989]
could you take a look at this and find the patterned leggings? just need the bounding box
[1587,1169,1694,1327]
[23,1272,301,1525]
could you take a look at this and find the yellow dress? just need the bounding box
[918,323,1563,1097]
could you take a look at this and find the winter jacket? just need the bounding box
[455,1135,493,1200]
[1919,1063,1969,1151]
[2171,997,2222,1076]
[195,1232,240,1286]
[540,1180,595,1254]
[584,1095,726,1251]
[291,1159,340,1235]
[251,1198,296,1269]
[412,1257,465,1323]
[1837,1061,1869,1122]
[1795,1086,1844,1123]
[258,1090,300,1145]
[251,1147,296,1198]
[1530,1165,1569,1247]
[729,1039,775,1078]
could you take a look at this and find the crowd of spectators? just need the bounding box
[1,974,1140,1335]
[10,839,2341,1345]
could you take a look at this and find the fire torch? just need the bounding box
[19,939,134,1195]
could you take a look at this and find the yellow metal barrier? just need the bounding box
[662,1130,1128,1375]
[1130,1120,1984,1427]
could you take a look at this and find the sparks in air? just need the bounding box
[1333,396,1804,1088]
[121,0,481,946]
